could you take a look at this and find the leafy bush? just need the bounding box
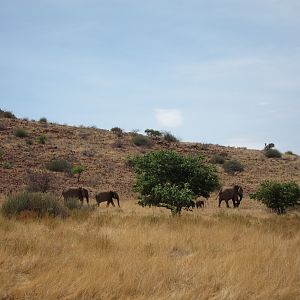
[1,162,13,169]
[162,131,179,143]
[210,154,226,164]
[223,160,244,174]
[132,134,153,147]
[14,128,28,138]
[46,159,71,172]
[37,135,47,144]
[264,148,282,158]
[1,192,67,217]
[0,109,16,119]
[111,127,123,136]
[145,129,162,137]
[285,151,296,156]
[26,170,52,193]
[128,150,219,215]
[39,117,47,123]
[250,181,300,214]
[26,139,33,145]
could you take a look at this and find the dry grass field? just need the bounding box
[1,117,300,299]
[1,200,300,300]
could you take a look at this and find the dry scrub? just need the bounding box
[0,201,300,300]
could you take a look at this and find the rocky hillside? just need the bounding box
[0,117,299,200]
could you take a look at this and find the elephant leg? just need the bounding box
[225,200,230,208]
[218,200,221,207]
[111,200,115,207]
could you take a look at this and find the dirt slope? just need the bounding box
[0,118,299,200]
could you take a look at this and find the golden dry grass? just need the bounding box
[1,200,300,300]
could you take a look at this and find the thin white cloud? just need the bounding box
[155,109,183,128]
[258,101,270,106]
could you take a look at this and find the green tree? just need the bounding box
[128,150,219,215]
[250,180,300,214]
[72,165,85,183]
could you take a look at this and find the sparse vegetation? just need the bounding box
[285,150,296,156]
[1,192,67,218]
[26,139,33,145]
[210,154,226,164]
[264,148,282,158]
[0,109,16,119]
[1,162,13,169]
[162,131,179,142]
[250,180,300,214]
[129,150,219,215]
[111,127,123,136]
[132,134,153,147]
[14,127,28,138]
[26,170,52,193]
[223,160,244,174]
[46,159,71,173]
[36,135,47,144]
[39,117,47,123]
[145,128,162,137]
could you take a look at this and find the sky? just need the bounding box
[1,0,300,152]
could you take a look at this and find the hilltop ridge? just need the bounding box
[0,117,299,201]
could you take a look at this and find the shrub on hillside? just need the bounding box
[132,134,153,147]
[210,154,226,164]
[39,117,47,123]
[0,109,16,119]
[14,128,28,138]
[264,148,282,158]
[250,180,300,214]
[285,151,296,156]
[162,131,179,143]
[1,192,67,218]
[223,160,244,174]
[111,127,123,136]
[37,135,47,144]
[145,129,162,137]
[26,170,52,193]
[46,159,71,173]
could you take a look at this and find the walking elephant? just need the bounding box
[217,185,243,208]
[62,187,89,204]
[96,191,120,207]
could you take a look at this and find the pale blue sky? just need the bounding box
[1,0,300,152]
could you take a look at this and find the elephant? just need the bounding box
[195,200,205,208]
[185,200,196,211]
[62,187,89,204]
[96,191,120,207]
[217,185,243,208]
